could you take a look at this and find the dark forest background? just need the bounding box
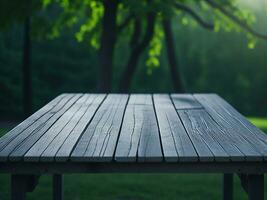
[0,0,266,119]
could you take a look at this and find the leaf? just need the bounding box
[145,23,164,72]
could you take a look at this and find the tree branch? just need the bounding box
[130,18,141,48]
[205,0,267,40]
[175,2,214,30]
[118,13,156,92]
[162,19,184,92]
[136,13,156,52]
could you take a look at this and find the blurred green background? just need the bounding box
[0,0,267,119]
[0,0,267,199]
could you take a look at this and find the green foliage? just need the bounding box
[75,1,103,49]
[36,0,263,72]
[0,0,267,118]
[146,23,164,75]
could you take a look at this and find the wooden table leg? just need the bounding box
[53,174,64,200]
[11,175,27,200]
[223,173,233,200]
[247,174,264,200]
[11,174,39,200]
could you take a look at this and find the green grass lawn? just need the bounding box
[0,117,266,200]
[248,117,267,133]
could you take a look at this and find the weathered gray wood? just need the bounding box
[24,94,88,162]
[171,94,202,110]
[7,94,81,162]
[0,94,76,161]
[209,95,267,142]
[153,94,198,162]
[179,109,245,162]
[195,94,266,161]
[55,95,106,162]
[204,94,267,146]
[1,93,266,166]
[115,102,144,162]
[0,94,65,152]
[128,94,152,105]
[115,94,163,162]
[178,109,218,162]
[40,95,105,162]
[71,94,128,162]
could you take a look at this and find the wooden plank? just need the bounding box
[171,94,202,110]
[115,94,163,162]
[55,95,106,162]
[7,94,81,162]
[0,94,65,151]
[0,94,78,162]
[24,94,88,162]
[194,110,245,161]
[41,95,105,162]
[128,94,152,105]
[114,101,144,162]
[71,94,128,162]
[153,94,198,162]
[195,94,265,161]
[179,109,245,162]
[178,109,216,162]
[201,94,267,143]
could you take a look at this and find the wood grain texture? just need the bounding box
[0,94,65,152]
[71,94,128,162]
[24,94,87,162]
[179,109,245,162]
[0,93,266,164]
[171,94,202,110]
[153,94,198,162]
[8,94,81,162]
[41,94,106,162]
[195,94,266,161]
[178,110,214,162]
[0,94,79,162]
[55,95,106,162]
[115,94,163,162]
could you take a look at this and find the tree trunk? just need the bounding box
[119,14,156,92]
[162,19,185,93]
[97,0,118,92]
[22,16,32,117]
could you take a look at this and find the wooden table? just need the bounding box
[0,94,267,200]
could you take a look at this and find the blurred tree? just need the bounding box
[41,0,267,92]
[0,0,42,117]
[22,16,32,117]
[1,0,267,97]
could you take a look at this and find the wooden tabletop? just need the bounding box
[1,93,267,166]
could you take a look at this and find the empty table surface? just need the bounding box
[1,93,267,173]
